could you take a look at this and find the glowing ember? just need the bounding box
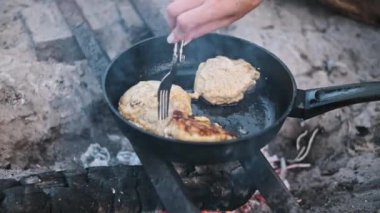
[154,145,312,213]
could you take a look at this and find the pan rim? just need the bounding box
[102,33,297,146]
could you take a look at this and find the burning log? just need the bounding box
[0,164,254,212]
[318,0,380,26]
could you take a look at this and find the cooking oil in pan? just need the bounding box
[191,95,275,137]
[147,62,275,137]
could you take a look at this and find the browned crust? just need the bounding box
[165,111,235,142]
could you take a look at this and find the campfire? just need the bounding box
[1,0,379,212]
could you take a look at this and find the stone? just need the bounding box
[75,0,149,59]
[0,51,106,169]
[75,0,119,31]
[114,0,151,43]
[130,0,170,36]
[20,1,84,62]
[295,70,331,89]
[95,22,132,59]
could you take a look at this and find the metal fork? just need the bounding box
[157,41,185,120]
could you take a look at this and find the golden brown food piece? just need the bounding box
[192,56,260,105]
[165,111,235,142]
[118,81,235,142]
[118,81,192,135]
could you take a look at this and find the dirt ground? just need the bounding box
[0,0,379,212]
[224,1,380,212]
[0,0,130,171]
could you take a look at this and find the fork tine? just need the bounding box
[158,90,169,120]
[158,90,163,120]
[158,91,160,120]
[162,90,166,120]
[161,90,164,120]
[161,90,165,120]
[165,90,170,119]
[167,91,170,118]
[158,91,161,120]
[157,41,185,120]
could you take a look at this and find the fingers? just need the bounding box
[168,2,231,43]
[166,0,263,43]
[168,16,236,44]
[184,17,237,42]
[176,5,222,31]
[166,0,205,29]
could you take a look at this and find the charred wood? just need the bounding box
[0,165,254,212]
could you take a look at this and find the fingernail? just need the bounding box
[183,39,192,46]
[167,32,175,43]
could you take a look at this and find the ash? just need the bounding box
[116,150,141,166]
[80,143,141,168]
[80,143,111,168]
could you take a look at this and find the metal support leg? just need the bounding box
[240,151,303,213]
[132,145,199,213]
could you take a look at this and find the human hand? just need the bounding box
[166,0,262,44]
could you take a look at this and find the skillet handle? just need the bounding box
[289,81,380,119]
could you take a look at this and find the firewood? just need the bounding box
[0,165,254,212]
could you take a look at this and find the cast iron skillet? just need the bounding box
[103,33,380,164]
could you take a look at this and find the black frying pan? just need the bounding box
[102,34,380,164]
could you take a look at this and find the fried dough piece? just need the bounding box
[165,111,235,142]
[192,56,260,105]
[118,81,235,142]
[118,81,192,135]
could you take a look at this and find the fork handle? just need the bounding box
[174,41,185,63]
